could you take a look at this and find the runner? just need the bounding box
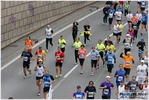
[116,81,125,99]
[83,21,91,46]
[127,27,134,43]
[126,11,133,27]
[84,81,96,99]
[112,21,120,45]
[113,1,118,11]
[106,1,113,8]
[96,39,105,66]
[105,48,116,77]
[73,37,82,65]
[90,47,100,76]
[127,76,139,98]
[55,47,65,78]
[43,70,55,99]
[34,47,46,65]
[124,1,130,16]
[136,11,142,28]
[103,4,109,25]
[99,76,114,99]
[131,14,138,26]
[123,34,132,55]
[72,85,86,99]
[105,41,116,54]
[140,11,148,35]
[120,51,134,84]
[114,64,126,89]
[71,22,78,43]
[118,5,124,14]
[34,59,46,96]
[121,85,131,99]
[78,45,87,74]
[104,36,113,47]
[137,0,141,11]
[131,20,139,41]
[136,38,147,60]
[140,1,146,13]
[142,51,148,66]
[117,21,124,43]
[136,60,148,90]
[119,1,124,7]
[108,9,114,30]
[45,25,54,52]
[114,8,123,22]
[58,35,66,53]
[141,80,148,99]
[25,36,34,52]
[19,47,33,79]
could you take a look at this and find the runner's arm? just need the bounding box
[120,52,124,58]
[19,52,23,60]
[114,71,118,77]
[34,66,37,71]
[49,75,55,84]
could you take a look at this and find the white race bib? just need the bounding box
[79,54,84,58]
[23,57,28,61]
[126,61,131,65]
[118,76,123,81]
[103,89,109,94]
[88,92,94,97]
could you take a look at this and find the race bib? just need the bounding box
[79,54,84,58]
[56,56,60,60]
[133,26,137,29]
[118,76,123,81]
[108,56,113,61]
[126,61,131,65]
[103,89,109,95]
[131,84,136,90]
[38,72,42,76]
[76,94,82,99]
[76,46,79,50]
[37,54,42,58]
[23,57,28,61]
[44,82,49,87]
[88,92,94,97]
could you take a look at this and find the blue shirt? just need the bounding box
[119,8,124,13]
[43,74,51,88]
[115,70,126,82]
[73,91,85,99]
[142,14,148,23]
[90,50,100,60]
[108,8,115,14]
[105,53,116,64]
[140,1,146,8]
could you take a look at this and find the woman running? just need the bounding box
[108,9,114,30]
[127,27,134,44]
[112,21,120,45]
[25,36,34,52]
[58,35,66,53]
[73,37,82,65]
[136,11,142,28]
[126,11,133,28]
[78,45,87,74]
[71,22,78,43]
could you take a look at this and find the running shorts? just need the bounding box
[79,59,85,66]
[118,32,122,36]
[127,21,132,23]
[109,18,113,25]
[113,33,119,36]
[23,62,30,69]
[141,7,145,11]
[36,76,43,80]
[61,48,65,53]
[55,62,63,67]
[99,52,104,58]
[142,22,147,25]
[137,76,146,84]
[124,68,131,75]
[91,60,97,68]
[43,87,50,93]
[107,64,113,73]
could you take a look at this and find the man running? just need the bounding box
[126,11,133,27]
[105,49,116,77]
[96,39,105,66]
[99,76,114,99]
[140,11,148,35]
[45,25,54,52]
[117,21,123,43]
[83,21,91,46]
[140,1,146,13]
[34,59,46,96]
[104,36,113,47]
[114,8,123,22]
[132,20,139,41]
[25,36,34,52]
[72,86,86,99]
[105,41,116,54]
[136,38,147,60]
[90,47,100,76]
[58,35,66,53]
[43,70,55,99]
[55,47,64,78]
[123,34,132,55]
[103,4,109,25]
[124,1,130,16]
[120,51,134,84]
[19,47,33,79]
[136,60,148,90]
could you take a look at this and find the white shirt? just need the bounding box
[109,12,114,18]
[118,85,125,98]
[45,28,53,38]
[144,56,148,63]
[115,11,122,20]
[137,64,148,76]
[126,13,133,21]
[136,13,142,21]
[36,65,44,77]
[113,24,119,33]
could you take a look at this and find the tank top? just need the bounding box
[125,38,131,48]
[118,85,125,98]
[36,65,44,77]
[109,12,114,18]
[113,25,119,33]
[144,56,148,63]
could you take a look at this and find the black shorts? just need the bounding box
[37,62,43,65]
[113,33,118,36]
[23,62,30,69]
[141,7,145,11]
[108,18,113,24]
[36,76,43,80]
[128,21,132,23]
[102,95,110,99]
[61,48,65,53]
[117,20,121,22]
[137,20,141,26]
[99,52,104,58]
[91,60,97,68]
[55,62,63,67]
[142,22,147,25]
[118,32,122,36]
[107,64,113,73]
[137,2,141,5]
[124,68,131,75]
[79,59,85,66]
[43,87,50,93]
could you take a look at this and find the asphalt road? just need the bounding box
[1,1,148,99]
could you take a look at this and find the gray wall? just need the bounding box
[1,1,94,49]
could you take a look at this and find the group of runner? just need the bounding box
[18,1,148,99]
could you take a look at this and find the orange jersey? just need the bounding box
[122,55,134,69]
[25,40,33,50]
[131,17,138,22]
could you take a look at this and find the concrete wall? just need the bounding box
[1,1,94,49]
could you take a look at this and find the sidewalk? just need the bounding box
[1,1,105,67]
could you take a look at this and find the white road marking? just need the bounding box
[1,7,104,71]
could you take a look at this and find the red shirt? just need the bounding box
[119,1,124,5]
[55,51,64,63]
[35,50,42,62]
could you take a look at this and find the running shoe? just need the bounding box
[55,75,59,78]
[59,74,62,77]
[46,50,48,52]
[75,62,78,65]
[24,76,27,79]
[91,72,94,76]
[80,70,83,74]
[37,92,40,96]
[29,70,31,75]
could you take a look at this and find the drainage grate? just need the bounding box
[9,44,18,47]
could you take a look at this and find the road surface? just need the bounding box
[1,1,148,99]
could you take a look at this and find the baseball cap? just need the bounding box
[132,75,136,78]
[141,60,144,63]
[126,34,130,36]
[106,76,111,78]
[38,59,42,62]
[77,85,81,89]
[141,38,144,41]
[120,80,124,83]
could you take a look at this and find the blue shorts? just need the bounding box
[116,82,120,88]
[138,51,144,56]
